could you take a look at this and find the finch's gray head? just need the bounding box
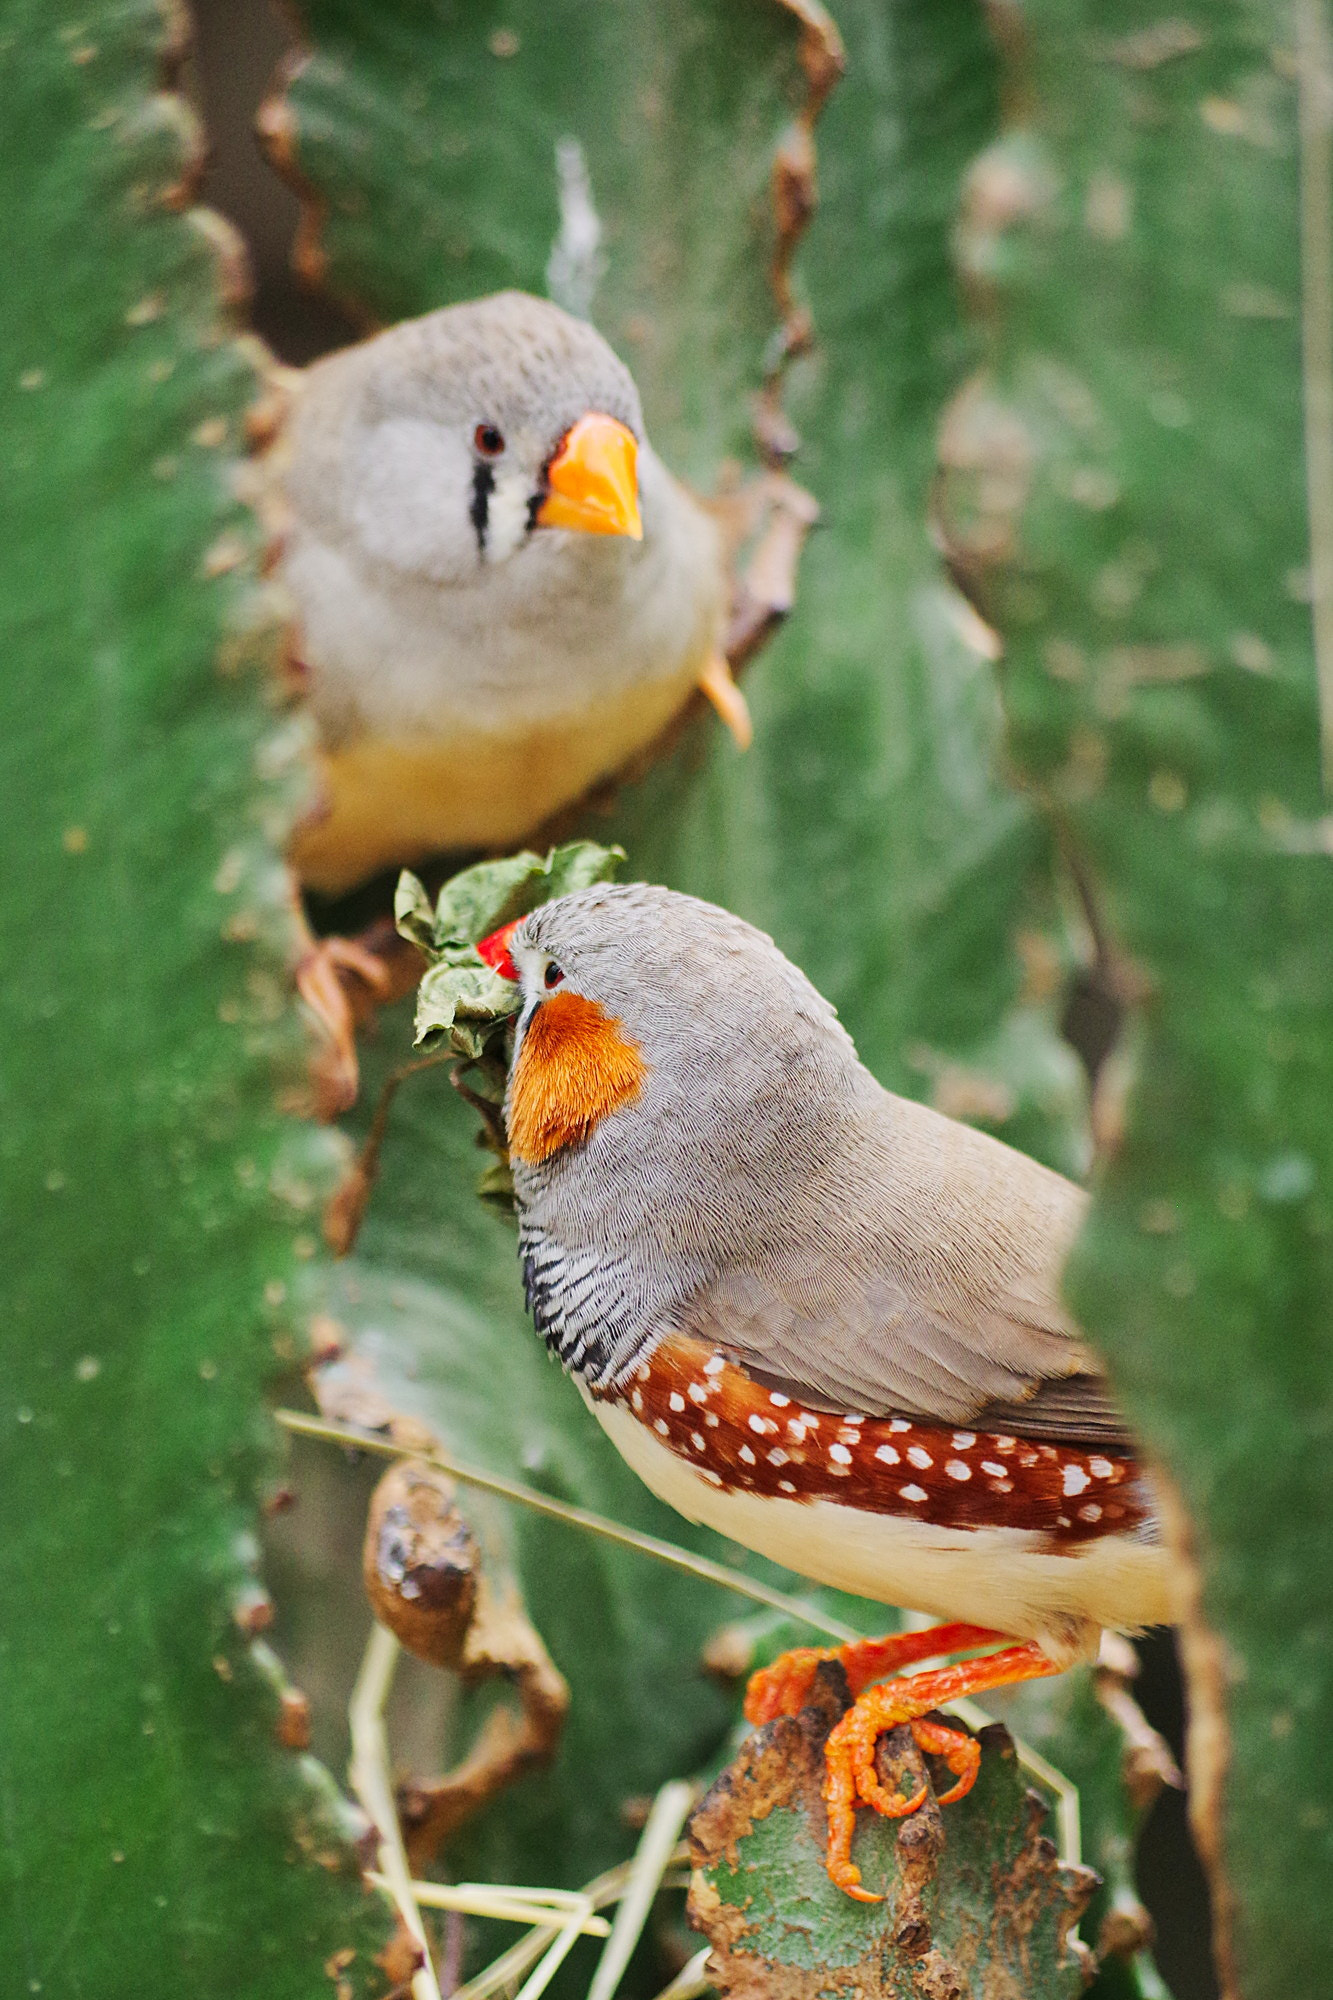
[500,883,873,1389]
[288,291,645,583]
[504,883,861,1176]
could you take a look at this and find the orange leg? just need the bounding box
[698,653,753,749]
[822,1642,1064,1901]
[744,1621,1002,1728]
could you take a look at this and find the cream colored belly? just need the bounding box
[591,1398,1181,1657]
[290,667,698,894]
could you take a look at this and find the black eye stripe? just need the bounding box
[470,460,495,554]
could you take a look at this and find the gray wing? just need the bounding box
[673,1091,1132,1450]
[971,1375,1132,1447]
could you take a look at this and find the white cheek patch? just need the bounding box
[484,465,536,564]
[509,938,546,1005]
[351,418,475,576]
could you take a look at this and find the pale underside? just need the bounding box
[289,663,701,892]
[591,1395,1181,1659]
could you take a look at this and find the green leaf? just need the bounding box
[403,840,624,1051]
[412,961,519,1054]
[0,1,387,1991]
[426,840,627,944]
[934,2,1333,1991]
[392,869,439,953]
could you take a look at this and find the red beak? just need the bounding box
[477,919,521,981]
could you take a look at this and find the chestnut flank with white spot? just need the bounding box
[592,1331,1149,1548]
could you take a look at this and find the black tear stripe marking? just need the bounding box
[470,460,495,554]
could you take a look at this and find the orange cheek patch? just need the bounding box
[508,990,647,1164]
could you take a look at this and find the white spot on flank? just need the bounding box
[837,1429,862,1446]
[988,1477,1013,1494]
[748,1414,776,1436]
[654,1419,669,1436]
[890,1418,911,1434]
[993,1436,1016,1452]
[1057,1514,1072,1528]
[952,1432,977,1451]
[768,1448,789,1467]
[874,1444,901,1465]
[738,1444,756,1465]
[631,1390,643,1413]
[980,1461,1006,1477]
[705,1412,719,1427]
[1079,1502,1103,1522]
[636,1365,650,1383]
[703,1354,726,1375]
[668,1392,685,1413]
[1089,1456,1115,1480]
[945,1460,972,1482]
[900,1484,927,1504]
[1062,1464,1091,1497]
[691,1433,705,1451]
[907,1445,934,1470]
[778,1479,796,1493]
[829,1443,853,1465]
[701,1467,723,1485]
[688,1382,709,1404]
[769,1392,791,1407]
[843,1414,867,1425]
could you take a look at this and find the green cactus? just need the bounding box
[934,3,1333,1993]
[0,1,384,1990]
[10,0,1314,1990]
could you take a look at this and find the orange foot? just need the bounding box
[744,1621,1002,1726]
[745,1624,1062,1902]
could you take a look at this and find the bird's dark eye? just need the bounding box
[544,961,565,989]
[473,423,505,458]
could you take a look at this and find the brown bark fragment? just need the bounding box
[276,1686,313,1750]
[349,1454,569,1868]
[362,1460,479,1669]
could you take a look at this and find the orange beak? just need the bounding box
[535,413,643,540]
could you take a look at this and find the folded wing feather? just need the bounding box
[673,1088,1133,1449]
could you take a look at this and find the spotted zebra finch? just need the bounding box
[475,882,1177,1900]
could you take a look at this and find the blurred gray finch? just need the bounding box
[260,292,754,1107]
[475,884,1179,1901]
